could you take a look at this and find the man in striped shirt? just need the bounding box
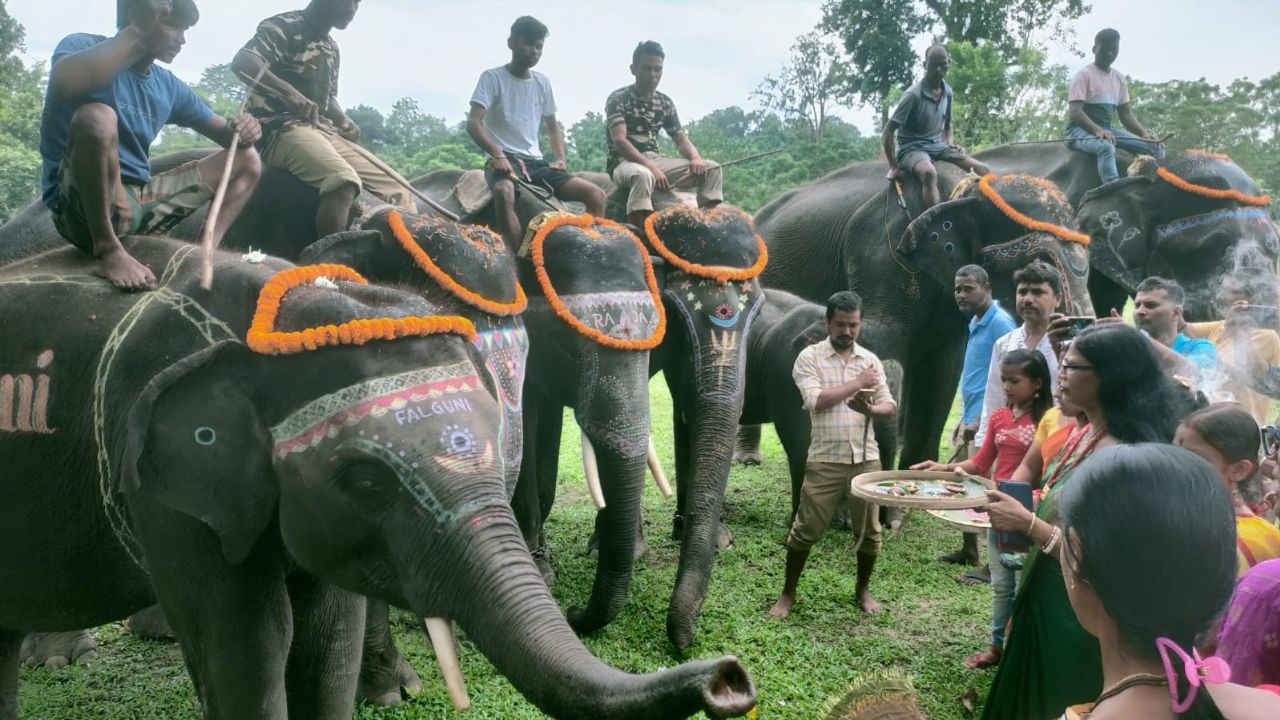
[769,291,897,618]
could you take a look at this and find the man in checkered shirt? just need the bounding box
[769,291,897,617]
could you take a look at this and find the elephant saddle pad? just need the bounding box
[526,214,665,349]
[372,209,526,316]
[451,169,493,215]
[643,205,767,283]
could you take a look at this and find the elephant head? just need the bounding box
[300,209,529,496]
[123,254,753,719]
[899,173,1095,316]
[643,205,768,650]
[1075,150,1279,320]
[521,214,666,634]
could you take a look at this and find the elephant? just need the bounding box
[974,144,1279,319]
[754,168,1094,470]
[0,235,757,720]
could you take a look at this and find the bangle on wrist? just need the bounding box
[1041,526,1062,554]
[1027,514,1038,536]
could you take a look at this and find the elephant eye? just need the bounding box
[942,220,953,231]
[337,461,397,513]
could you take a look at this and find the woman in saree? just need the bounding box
[980,323,1184,720]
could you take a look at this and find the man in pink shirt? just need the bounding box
[1063,28,1164,183]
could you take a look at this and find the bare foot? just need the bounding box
[857,591,884,614]
[767,595,794,618]
[963,646,1001,669]
[95,246,157,291]
[937,549,980,566]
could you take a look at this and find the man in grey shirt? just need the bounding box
[882,44,990,208]
[467,16,605,250]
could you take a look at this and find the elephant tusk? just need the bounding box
[423,617,470,711]
[647,439,673,499]
[581,430,606,510]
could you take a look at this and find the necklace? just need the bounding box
[1091,672,1168,712]
[1043,424,1102,491]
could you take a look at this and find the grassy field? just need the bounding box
[19,378,993,719]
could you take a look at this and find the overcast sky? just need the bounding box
[9,0,1280,133]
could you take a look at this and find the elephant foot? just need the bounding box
[733,449,763,467]
[20,630,98,669]
[734,424,764,466]
[358,653,423,707]
[716,522,734,550]
[881,506,904,532]
[125,605,174,640]
[532,544,556,589]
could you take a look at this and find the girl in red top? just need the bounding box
[915,348,1053,669]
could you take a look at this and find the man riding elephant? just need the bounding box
[1064,28,1165,184]
[606,41,723,228]
[467,16,605,251]
[232,0,415,239]
[40,0,262,291]
[883,44,990,209]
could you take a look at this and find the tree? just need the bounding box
[0,3,44,223]
[753,32,851,143]
[564,111,607,173]
[821,0,925,126]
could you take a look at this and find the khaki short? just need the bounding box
[262,124,414,211]
[52,159,212,252]
[786,459,883,555]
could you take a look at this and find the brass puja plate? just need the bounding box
[850,470,994,510]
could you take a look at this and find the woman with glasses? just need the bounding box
[980,324,1183,720]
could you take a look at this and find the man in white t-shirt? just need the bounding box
[466,16,605,250]
[1063,28,1165,183]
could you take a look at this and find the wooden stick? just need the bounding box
[505,170,574,214]
[339,138,462,221]
[422,618,470,711]
[716,147,785,169]
[200,64,267,289]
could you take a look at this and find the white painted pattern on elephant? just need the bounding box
[1156,207,1280,256]
[0,350,56,434]
[271,361,482,459]
[433,423,498,475]
[555,290,661,341]
[470,322,528,414]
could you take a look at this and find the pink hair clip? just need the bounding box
[1156,637,1231,713]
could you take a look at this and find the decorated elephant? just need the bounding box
[974,145,1279,319]
[755,169,1094,469]
[0,236,757,720]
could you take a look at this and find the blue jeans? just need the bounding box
[1065,126,1166,183]
[988,529,1020,648]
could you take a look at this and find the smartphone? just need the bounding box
[995,481,1035,554]
[1262,425,1280,457]
[1240,305,1279,328]
[1064,316,1096,339]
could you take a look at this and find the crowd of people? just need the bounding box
[786,263,1280,718]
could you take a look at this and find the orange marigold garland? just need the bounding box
[386,211,528,316]
[530,214,666,351]
[643,207,769,285]
[247,263,476,355]
[978,174,1091,245]
[1155,166,1271,207]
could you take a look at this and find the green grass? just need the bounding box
[20,379,991,719]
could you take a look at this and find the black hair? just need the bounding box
[632,41,665,65]
[118,0,199,30]
[826,290,862,321]
[1095,28,1121,45]
[509,15,548,43]
[924,43,949,60]
[954,264,989,286]
[1137,276,1186,307]
[1013,260,1062,298]
[1060,444,1233,720]
[1072,323,1181,443]
[1182,403,1261,465]
[1000,349,1053,423]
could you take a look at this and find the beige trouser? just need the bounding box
[611,152,724,213]
[786,460,883,555]
[263,125,414,211]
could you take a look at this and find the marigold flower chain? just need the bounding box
[643,207,769,285]
[530,214,666,351]
[978,174,1091,245]
[1155,166,1271,207]
[247,263,476,355]
[386,211,528,316]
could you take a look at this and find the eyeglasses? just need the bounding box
[1061,363,1095,373]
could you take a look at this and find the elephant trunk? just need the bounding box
[668,382,743,651]
[441,513,756,719]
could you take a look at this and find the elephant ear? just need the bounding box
[1077,177,1156,291]
[122,341,276,566]
[791,319,828,355]
[299,229,388,276]
[897,196,984,288]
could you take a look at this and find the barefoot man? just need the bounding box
[40,0,262,290]
[769,291,896,617]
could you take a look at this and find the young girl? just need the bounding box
[1175,404,1280,574]
[915,348,1053,669]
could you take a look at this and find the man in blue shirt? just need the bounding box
[940,265,1015,570]
[40,0,262,291]
[1128,276,1217,385]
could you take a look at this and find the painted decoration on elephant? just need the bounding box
[0,349,56,434]
[271,361,482,459]
[551,291,663,345]
[664,273,765,391]
[470,321,529,414]
[1156,207,1280,256]
[433,423,497,476]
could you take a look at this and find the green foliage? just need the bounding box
[0,3,43,222]
[822,0,925,125]
[753,32,851,143]
[945,41,1069,149]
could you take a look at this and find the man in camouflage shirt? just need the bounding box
[232,0,413,238]
[606,41,722,228]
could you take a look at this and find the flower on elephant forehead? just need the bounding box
[714,303,735,320]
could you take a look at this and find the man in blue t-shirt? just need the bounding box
[40,0,262,291]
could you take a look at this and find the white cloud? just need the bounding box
[10,0,1280,137]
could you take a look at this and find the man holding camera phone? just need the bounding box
[1183,269,1280,424]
